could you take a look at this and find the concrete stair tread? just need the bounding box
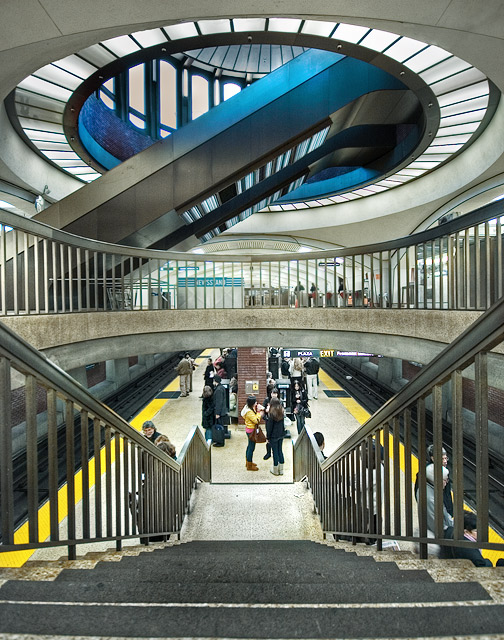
[0,577,491,605]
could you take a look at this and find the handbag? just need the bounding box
[301,406,311,418]
[249,424,267,443]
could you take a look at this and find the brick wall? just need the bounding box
[237,347,268,424]
[11,383,48,427]
[403,360,421,381]
[463,379,504,426]
[86,362,106,388]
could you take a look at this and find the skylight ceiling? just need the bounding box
[13,18,491,212]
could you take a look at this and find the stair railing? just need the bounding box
[0,320,210,561]
[294,295,504,559]
[0,199,502,315]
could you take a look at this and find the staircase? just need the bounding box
[1,540,503,638]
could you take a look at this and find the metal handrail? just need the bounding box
[0,319,210,559]
[294,295,504,558]
[1,197,503,314]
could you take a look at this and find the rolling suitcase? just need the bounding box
[212,423,225,446]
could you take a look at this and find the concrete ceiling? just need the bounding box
[0,0,503,250]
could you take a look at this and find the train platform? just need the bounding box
[130,348,368,484]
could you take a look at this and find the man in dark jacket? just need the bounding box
[304,356,320,400]
[142,420,163,443]
[213,375,230,437]
[442,512,498,566]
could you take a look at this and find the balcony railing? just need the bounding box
[0,320,210,560]
[294,295,504,559]
[0,199,502,315]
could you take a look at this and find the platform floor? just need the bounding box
[144,348,367,484]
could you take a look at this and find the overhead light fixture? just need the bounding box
[298,246,312,253]
[192,247,204,254]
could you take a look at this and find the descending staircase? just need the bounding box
[1,540,503,638]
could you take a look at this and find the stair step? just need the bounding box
[0,601,502,638]
[0,577,490,605]
[53,564,429,584]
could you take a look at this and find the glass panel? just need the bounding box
[34,64,83,90]
[407,160,441,170]
[332,23,369,43]
[128,112,145,129]
[197,19,231,34]
[440,95,488,117]
[384,37,426,62]
[436,81,489,106]
[78,44,117,67]
[99,91,115,110]
[159,61,177,129]
[437,122,480,136]
[430,68,486,97]
[17,76,72,102]
[428,143,464,153]
[41,150,81,160]
[431,134,472,145]
[54,55,98,79]
[223,83,241,101]
[163,22,198,40]
[233,18,267,32]
[32,141,74,151]
[415,152,450,161]
[301,20,335,37]
[131,28,167,47]
[24,130,67,142]
[359,29,398,52]
[128,64,145,115]
[403,46,451,73]
[268,18,302,33]
[18,117,64,134]
[102,35,140,57]
[440,109,486,127]
[420,56,471,85]
[191,75,209,120]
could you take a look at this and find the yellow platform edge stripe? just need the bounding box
[327,370,503,565]
[0,349,213,568]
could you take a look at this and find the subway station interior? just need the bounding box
[1,2,504,638]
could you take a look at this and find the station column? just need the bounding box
[237,347,268,423]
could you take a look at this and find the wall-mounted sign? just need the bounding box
[177,277,244,287]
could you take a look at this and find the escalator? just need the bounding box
[35,48,427,251]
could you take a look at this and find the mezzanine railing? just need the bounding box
[0,199,502,315]
[294,295,504,559]
[0,321,210,561]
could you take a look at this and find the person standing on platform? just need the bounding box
[184,353,195,393]
[175,354,193,397]
[292,380,308,434]
[203,357,216,391]
[266,398,285,475]
[290,357,304,382]
[213,374,230,436]
[201,385,215,442]
[243,396,264,471]
[304,356,320,400]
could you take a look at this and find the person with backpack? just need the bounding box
[280,358,291,380]
[304,356,320,400]
[213,374,230,438]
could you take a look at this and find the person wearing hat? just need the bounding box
[213,374,230,436]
